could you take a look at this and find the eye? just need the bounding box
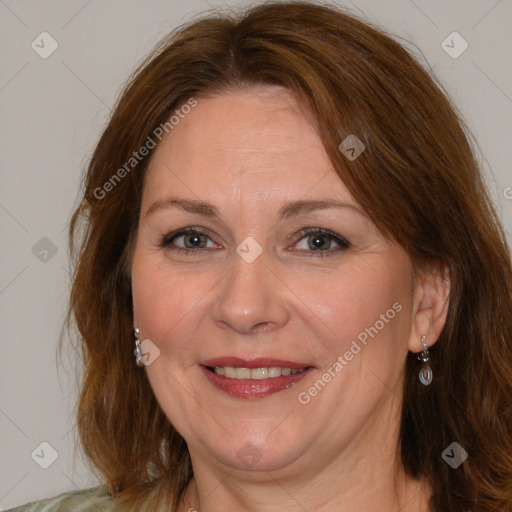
[159,226,350,258]
[159,227,218,254]
[292,228,350,257]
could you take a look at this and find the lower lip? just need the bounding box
[200,366,313,399]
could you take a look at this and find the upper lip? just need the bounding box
[200,357,313,369]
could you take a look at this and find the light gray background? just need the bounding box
[1,0,511,509]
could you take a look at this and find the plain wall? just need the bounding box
[1,0,511,508]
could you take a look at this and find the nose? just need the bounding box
[211,245,290,335]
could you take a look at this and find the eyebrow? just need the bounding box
[145,197,364,219]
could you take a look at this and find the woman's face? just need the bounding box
[131,86,418,476]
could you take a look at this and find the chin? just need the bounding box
[192,424,307,473]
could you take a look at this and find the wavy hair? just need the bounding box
[64,2,512,510]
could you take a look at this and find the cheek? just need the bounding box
[297,260,412,420]
[131,248,214,354]
[306,259,410,352]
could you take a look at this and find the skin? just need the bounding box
[131,85,450,512]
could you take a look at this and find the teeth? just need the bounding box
[213,366,306,379]
[268,367,281,378]
[236,367,251,379]
[224,367,236,378]
[250,367,268,380]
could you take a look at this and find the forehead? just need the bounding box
[142,86,351,206]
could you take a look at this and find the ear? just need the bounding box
[408,260,451,353]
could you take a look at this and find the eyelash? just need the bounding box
[159,227,350,258]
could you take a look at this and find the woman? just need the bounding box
[9,1,512,511]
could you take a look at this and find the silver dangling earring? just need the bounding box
[133,328,145,367]
[418,335,433,386]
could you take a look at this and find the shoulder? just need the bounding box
[6,485,112,511]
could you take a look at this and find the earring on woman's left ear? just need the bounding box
[418,335,433,386]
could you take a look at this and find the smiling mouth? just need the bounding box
[200,360,314,399]
[206,366,308,379]
[199,357,314,398]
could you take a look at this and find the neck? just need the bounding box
[179,429,430,511]
[181,467,429,512]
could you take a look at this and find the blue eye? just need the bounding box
[292,228,350,257]
[160,228,216,253]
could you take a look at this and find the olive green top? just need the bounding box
[6,485,436,511]
[6,486,112,511]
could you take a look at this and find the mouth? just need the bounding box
[199,357,314,399]
[207,366,307,378]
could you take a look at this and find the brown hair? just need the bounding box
[65,1,512,510]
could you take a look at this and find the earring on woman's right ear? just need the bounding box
[133,328,145,367]
[418,335,433,386]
